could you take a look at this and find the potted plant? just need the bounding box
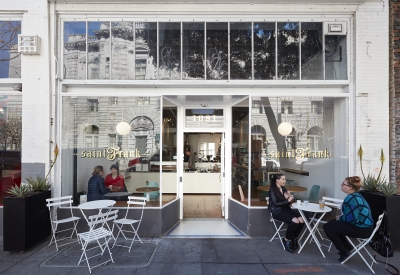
[3,145,58,252]
[358,145,400,249]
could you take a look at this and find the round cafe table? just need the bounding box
[136,187,160,201]
[257,185,307,193]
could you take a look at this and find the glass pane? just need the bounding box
[232,105,249,204]
[230,22,252,80]
[249,96,349,206]
[88,22,110,80]
[111,22,134,80]
[277,22,299,80]
[253,22,275,80]
[159,22,181,80]
[182,22,205,80]
[64,22,86,79]
[206,22,228,80]
[301,22,323,80]
[0,21,21,78]
[135,22,158,80]
[162,103,177,204]
[325,35,347,80]
[61,96,161,207]
[0,95,22,205]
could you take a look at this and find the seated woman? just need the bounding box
[323,176,374,262]
[104,164,126,191]
[268,173,304,253]
[87,165,110,202]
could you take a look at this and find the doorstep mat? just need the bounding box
[40,240,158,268]
[164,218,248,238]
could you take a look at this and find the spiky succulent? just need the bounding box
[363,173,386,192]
[378,182,399,196]
[26,175,52,192]
[6,184,31,198]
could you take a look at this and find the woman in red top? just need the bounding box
[104,164,126,191]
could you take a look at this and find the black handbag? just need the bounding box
[369,211,393,258]
[73,191,87,206]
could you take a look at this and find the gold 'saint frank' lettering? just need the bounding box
[268,148,331,159]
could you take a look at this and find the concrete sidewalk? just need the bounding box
[0,236,399,275]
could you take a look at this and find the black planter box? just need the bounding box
[360,190,400,250]
[3,190,51,252]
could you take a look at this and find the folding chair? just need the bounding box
[341,212,385,274]
[112,196,146,252]
[46,195,81,251]
[269,212,286,250]
[303,197,344,251]
[77,209,119,274]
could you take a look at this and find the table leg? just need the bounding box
[146,192,150,201]
[297,210,327,258]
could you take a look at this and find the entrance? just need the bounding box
[182,132,225,218]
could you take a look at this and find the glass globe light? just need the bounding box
[116,121,131,135]
[278,122,293,136]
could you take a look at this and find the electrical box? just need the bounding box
[18,35,41,55]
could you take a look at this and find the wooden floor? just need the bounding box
[183,194,223,218]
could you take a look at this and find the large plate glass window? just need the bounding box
[111,22,134,80]
[63,22,86,79]
[241,96,349,206]
[88,22,110,80]
[61,96,170,207]
[325,35,347,80]
[0,21,21,78]
[135,22,158,80]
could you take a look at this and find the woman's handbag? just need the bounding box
[369,211,393,258]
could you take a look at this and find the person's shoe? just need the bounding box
[338,251,350,262]
[291,236,299,250]
[282,238,295,253]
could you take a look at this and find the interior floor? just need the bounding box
[183,194,223,218]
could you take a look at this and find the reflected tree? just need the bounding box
[0,21,21,78]
[0,117,22,150]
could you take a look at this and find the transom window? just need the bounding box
[63,21,347,81]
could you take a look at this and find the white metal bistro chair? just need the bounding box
[46,195,81,251]
[112,196,147,252]
[300,197,343,251]
[269,212,286,250]
[341,212,385,274]
[77,209,119,274]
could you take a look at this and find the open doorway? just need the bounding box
[182,132,224,218]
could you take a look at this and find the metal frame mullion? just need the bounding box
[86,21,88,80]
[181,21,183,80]
[275,21,278,80]
[109,20,112,80]
[204,22,207,80]
[251,21,254,80]
[228,22,230,80]
[133,21,136,80]
[248,96,252,208]
[323,23,325,80]
[299,22,301,80]
[157,22,159,81]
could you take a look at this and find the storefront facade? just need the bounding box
[0,0,389,236]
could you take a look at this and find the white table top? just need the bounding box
[292,202,332,213]
[78,200,116,210]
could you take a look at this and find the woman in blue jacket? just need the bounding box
[87,165,110,201]
[323,176,374,262]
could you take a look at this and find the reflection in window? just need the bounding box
[64,22,86,79]
[307,126,323,151]
[286,129,296,150]
[230,22,252,80]
[206,22,228,80]
[135,22,157,80]
[87,99,99,112]
[301,22,323,80]
[84,125,99,147]
[183,22,205,80]
[311,101,322,114]
[281,101,293,114]
[109,97,118,106]
[325,35,347,80]
[88,22,110,80]
[254,22,275,80]
[277,22,299,80]
[111,22,134,80]
[159,23,181,80]
[0,21,21,78]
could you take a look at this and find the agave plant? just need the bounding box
[377,182,399,196]
[6,184,31,198]
[26,175,52,192]
[358,145,388,192]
